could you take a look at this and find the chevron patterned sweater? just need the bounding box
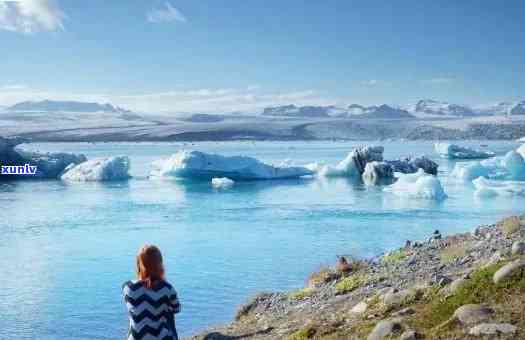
[122,280,181,340]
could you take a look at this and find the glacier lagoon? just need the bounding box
[1,140,524,339]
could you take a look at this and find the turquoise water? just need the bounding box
[1,140,524,339]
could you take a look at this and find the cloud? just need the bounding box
[421,77,455,85]
[361,79,390,87]
[147,2,186,24]
[0,86,339,114]
[0,0,65,34]
[0,84,27,91]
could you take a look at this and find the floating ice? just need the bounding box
[517,136,525,143]
[60,156,130,181]
[434,143,494,159]
[211,177,235,189]
[450,162,494,181]
[518,144,525,158]
[502,150,525,180]
[384,169,447,200]
[150,150,313,180]
[1,136,86,179]
[319,146,383,178]
[473,177,525,197]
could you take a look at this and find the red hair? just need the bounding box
[136,245,165,288]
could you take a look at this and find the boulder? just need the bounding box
[350,301,368,314]
[468,323,517,336]
[400,330,421,340]
[367,318,403,340]
[493,259,525,284]
[511,241,525,255]
[453,304,494,325]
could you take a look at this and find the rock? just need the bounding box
[400,330,421,340]
[437,275,452,287]
[469,323,517,336]
[493,259,525,284]
[367,318,403,340]
[453,304,494,325]
[449,278,468,294]
[382,289,411,306]
[392,307,415,317]
[483,251,505,268]
[511,241,525,255]
[350,301,368,314]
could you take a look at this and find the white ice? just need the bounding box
[149,150,313,180]
[211,177,235,189]
[450,161,495,181]
[317,152,360,177]
[384,169,447,200]
[60,156,130,181]
[473,177,525,197]
[434,143,494,159]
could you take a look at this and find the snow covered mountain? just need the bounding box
[262,105,339,118]
[413,99,475,116]
[7,100,130,113]
[475,102,514,116]
[510,101,525,115]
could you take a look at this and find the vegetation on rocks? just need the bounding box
[193,216,525,340]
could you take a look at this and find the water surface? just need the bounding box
[1,140,523,339]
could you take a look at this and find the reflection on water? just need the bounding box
[0,140,523,339]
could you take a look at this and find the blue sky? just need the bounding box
[1,0,524,113]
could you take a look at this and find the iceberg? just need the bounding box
[1,136,86,179]
[518,144,525,158]
[60,156,130,181]
[211,177,235,189]
[150,150,313,180]
[434,143,495,159]
[319,146,384,177]
[501,150,525,180]
[384,169,447,200]
[450,162,494,181]
[473,177,525,197]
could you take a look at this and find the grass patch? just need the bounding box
[498,216,524,237]
[307,267,339,288]
[335,274,367,294]
[410,260,525,333]
[288,326,316,340]
[288,287,315,301]
[382,249,407,264]
[440,244,468,264]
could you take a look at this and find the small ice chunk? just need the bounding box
[502,150,525,180]
[384,169,447,200]
[60,156,130,181]
[211,177,235,189]
[450,162,493,181]
[473,177,525,197]
[150,150,313,180]
[435,143,494,159]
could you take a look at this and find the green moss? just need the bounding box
[335,274,367,294]
[382,249,407,264]
[288,326,316,340]
[411,260,525,332]
[288,287,315,301]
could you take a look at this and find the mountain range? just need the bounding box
[6,100,131,114]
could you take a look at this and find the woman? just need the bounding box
[123,245,181,340]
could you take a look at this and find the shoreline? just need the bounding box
[191,216,525,340]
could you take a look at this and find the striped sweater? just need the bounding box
[122,280,181,340]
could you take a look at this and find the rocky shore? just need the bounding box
[191,216,525,340]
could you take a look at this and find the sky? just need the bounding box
[1,0,524,113]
